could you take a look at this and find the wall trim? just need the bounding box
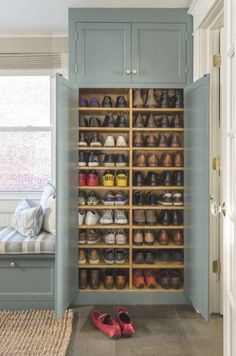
[188,0,223,31]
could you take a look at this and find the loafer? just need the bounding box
[144,230,155,245]
[115,270,127,289]
[133,230,144,245]
[115,96,127,108]
[102,96,113,107]
[91,309,121,339]
[133,250,144,264]
[144,251,155,264]
[173,230,184,245]
[157,270,171,289]
[158,250,172,264]
[133,171,145,186]
[144,270,157,288]
[170,271,183,289]
[158,230,170,245]
[104,269,114,289]
[133,269,145,288]
[115,307,135,337]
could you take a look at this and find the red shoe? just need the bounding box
[115,306,135,337]
[91,309,121,339]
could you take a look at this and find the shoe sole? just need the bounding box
[115,163,127,167]
[89,259,100,264]
[78,162,86,167]
[115,260,126,264]
[90,143,102,147]
[79,260,86,264]
[100,220,113,224]
[102,202,115,206]
[104,240,116,244]
[173,202,184,206]
[79,240,86,244]
[87,238,101,244]
[116,240,127,245]
[103,259,115,264]
[103,163,115,167]
[78,143,88,147]
[115,220,128,224]
[114,201,127,205]
[158,201,173,206]
[88,163,99,167]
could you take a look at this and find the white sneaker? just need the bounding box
[78,210,85,225]
[114,210,128,224]
[104,229,116,244]
[116,135,127,147]
[85,210,100,225]
[100,210,113,224]
[104,135,115,147]
[116,229,127,244]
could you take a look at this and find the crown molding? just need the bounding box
[188,0,223,31]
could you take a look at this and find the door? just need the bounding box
[184,75,210,320]
[132,23,187,84]
[55,74,78,319]
[75,23,131,84]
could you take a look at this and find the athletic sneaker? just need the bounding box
[102,191,115,206]
[104,135,115,147]
[79,151,86,167]
[87,229,101,244]
[88,152,99,167]
[173,192,183,206]
[116,135,127,147]
[102,170,115,187]
[100,210,113,224]
[114,192,128,206]
[78,210,86,225]
[104,230,116,244]
[114,210,128,224]
[79,133,88,147]
[79,249,86,264]
[90,132,103,147]
[103,249,115,264]
[103,154,116,167]
[158,192,173,206]
[115,170,128,187]
[79,230,87,244]
[88,249,100,264]
[115,249,127,264]
[79,191,87,206]
[85,211,100,225]
[116,229,127,244]
[87,191,100,206]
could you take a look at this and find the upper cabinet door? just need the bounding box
[132,23,187,84]
[75,23,131,84]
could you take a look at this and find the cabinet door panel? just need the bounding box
[132,23,186,84]
[76,23,131,84]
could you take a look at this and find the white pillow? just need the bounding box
[40,182,56,208]
[12,199,43,237]
[42,195,56,234]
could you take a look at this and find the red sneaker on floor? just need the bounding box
[91,309,121,339]
[115,306,135,337]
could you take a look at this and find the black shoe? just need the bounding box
[171,114,182,128]
[159,211,171,226]
[116,154,128,167]
[79,116,88,127]
[172,211,183,225]
[79,151,86,167]
[159,115,170,128]
[133,191,145,206]
[171,250,184,264]
[115,96,127,108]
[144,251,155,264]
[102,96,113,107]
[116,114,128,127]
[172,171,183,186]
[161,171,172,186]
[133,250,145,264]
[133,171,144,186]
[90,132,103,147]
[103,154,116,167]
[88,152,99,167]
[89,117,101,127]
[158,251,172,263]
[145,172,158,186]
[146,191,157,206]
[103,113,115,127]
[79,132,88,147]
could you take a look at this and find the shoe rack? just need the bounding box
[78,88,184,292]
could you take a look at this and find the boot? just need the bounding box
[133,89,144,108]
[145,89,157,108]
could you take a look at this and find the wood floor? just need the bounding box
[66,305,223,356]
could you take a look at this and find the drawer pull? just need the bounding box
[10,262,16,268]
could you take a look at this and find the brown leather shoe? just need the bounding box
[133,133,145,147]
[157,134,168,147]
[146,133,158,147]
[133,210,146,225]
[133,269,145,288]
[145,89,157,108]
[79,249,86,264]
[147,153,158,167]
[144,270,157,288]
[90,269,100,289]
[79,269,88,289]
[154,89,162,107]
[134,153,146,167]
[133,89,144,108]
[104,269,114,289]
[146,210,157,225]
[169,134,181,147]
[160,153,173,167]
[173,230,184,245]
[144,230,155,245]
[133,230,144,245]
[158,230,169,245]
[174,153,184,167]
[146,114,157,128]
[115,269,127,289]
[134,113,145,128]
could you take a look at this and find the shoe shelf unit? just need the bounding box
[78,88,184,293]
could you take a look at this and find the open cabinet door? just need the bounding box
[184,75,210,320]
[55,74,78,319]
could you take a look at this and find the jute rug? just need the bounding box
[0,309,73,356]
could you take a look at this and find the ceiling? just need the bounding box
[0,0,191,36]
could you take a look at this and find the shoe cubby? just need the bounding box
[78,88,185,293]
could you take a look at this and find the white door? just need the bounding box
[222,1,236,352]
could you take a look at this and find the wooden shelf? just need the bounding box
[131,286,184,292]
[78,107,130,112]
[132,108,184,112]
[132,263,184,269]
[132,244,184,249]
[132,167,184,171]
[132,225,184,229]
[132,205,184,210]
[132,128,184,132]
[78,127,130,132]
[77,224,130,229]
[79,284,130,291]
[78,186,130,190]
[79,147,130,151]
[78,262,130,268]
[132,186,184,190]
[78,205,130,209]
[78,166,130,170]
[132,147,184,151]
[79,243,130,248]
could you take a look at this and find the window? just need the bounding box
[0,76,52,193]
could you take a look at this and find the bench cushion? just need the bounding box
[0,227,55,254]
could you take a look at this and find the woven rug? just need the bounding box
[0,309,73,356]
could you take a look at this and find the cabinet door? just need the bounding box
[184,75,210,320]
[54,74,78,319]
[132,23,187,84]
[75,23,131,84]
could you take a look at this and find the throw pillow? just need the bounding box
[42,195,56,234]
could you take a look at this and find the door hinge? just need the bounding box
[213,260,221,274]
[213,54,221,68]
[74,64,78,73]
[212,156,221,171]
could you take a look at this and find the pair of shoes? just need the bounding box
[102,96,127,108]
[133,113,157,128]
[133,210,183,225]
[133,89,157,108]
[79,132,103,147]
[158,250,184,264]
[133,230,155,245]
[102,113,128,127]
[100,210,128,225]
[103,269,127,289]
[133,210,158,225]
[91,306,135,339]
[157,270,183,289]
[133,250,184,265]
[133,229,184,246]
[79,248,100,264]
[79,96,100,107]
[79,116,101,127]
[134,152,184,167]
[133,191,183,206]
[157,114,183,128]
[133,269,157,288]
[79,210,100,225]
[79,269,100,289]
[133,171,184,187]
[133,133,181,148]
[104,229,127,244]
[102,191,128,206]
[102,170,128,187]
[79,151,99,167]
[103,153,128,167]
[104,135,127,147]
[103,249,128,264]
[159,211,183,226]
[79,170,99,186]
[79,95,127,108]
[79,229,101,244]
[133,250,155,264]
[79,191,100,206]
